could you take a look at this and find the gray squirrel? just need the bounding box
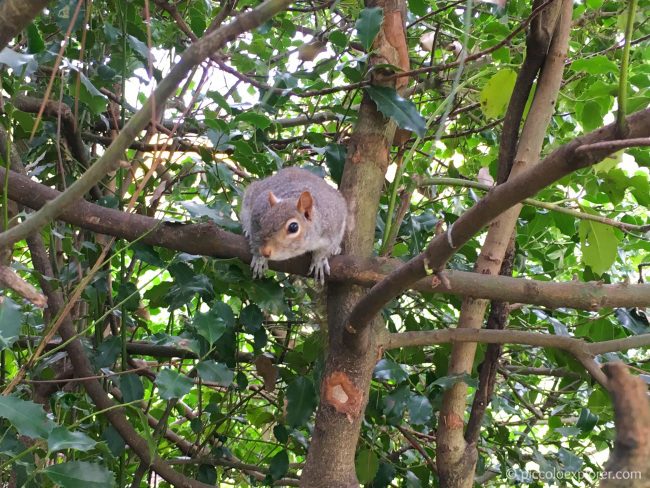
[240,167,347,283]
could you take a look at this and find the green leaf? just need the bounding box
[155,369,193,400]
[115,282,140,311]
[196,360,234,386]
[479,69,517,119]
[47,427,97,453]
[248,281,286,314]
[407,394,433,425]
[120,373,144,403]
[382,384,410,419]
[102,425,125,457]
[324,143,346,185]
[578,217,619,275]
[356,449,379,484]
[576,408,599,433]
[94,336,121,368]
[329,30,348,49]
[355,7,384,51]
[432,373,477,390]
[0,297,22,349]
[132,243,165,267]
[571,55,618,75]
[268,449,289,481]
[193,303,230,345]
[235,112,272,130]
[54,0,86,32]
[0,396,54,439]
[26,24,45,53]
[127,35,150,62]
[274,424,289,444]
[286,377,318,427]
[240,304,264,332]
[365,86,426,137]
[44,461,115,488]
[373,359,408,383]
[577,100,603,132]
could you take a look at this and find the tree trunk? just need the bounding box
[436,1,573,487]
[300,0,408,485]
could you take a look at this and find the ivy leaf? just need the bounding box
[0,48,38,75]
[479,69,517,119]
[268,449,289,481]
[47,427,97,453]
[44,461,115,488]
[432,373,477,390]
[196,360,234,386]
[240,304,264,332]
[193,305,229,346]
[578,218,619,275]
[576,408,599,433]
[120,373,145,403]
[355,7,384,51]
[0,297,22,349]
[0,396,54,439]
[286,377,317,427]
[356,449,379,484]
[374,359,409,383]
[155,369,193,400]
[407,394,433,425]
[365,86,426,137]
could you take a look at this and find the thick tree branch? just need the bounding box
[0,0,293,249]
[2,166,650,310]
[0,0,50,52]
[346,107,650,332]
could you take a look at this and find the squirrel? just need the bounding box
[240,167,347,284]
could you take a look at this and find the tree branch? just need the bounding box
[346,107,650,333]
[2,166,650,310]
[0,0,293,250]
[0,0,50,52]
[384,329,650,386]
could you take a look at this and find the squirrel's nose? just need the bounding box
[260,246,272,258]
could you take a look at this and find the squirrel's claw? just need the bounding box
[309,257,330,285]
[251,255,269,278]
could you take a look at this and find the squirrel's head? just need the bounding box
[257,191,314,260]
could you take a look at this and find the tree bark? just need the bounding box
[0,0,50,52]
[299,0,408,485]
[436,1,573,486]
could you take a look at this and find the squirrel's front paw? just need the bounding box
[251,255,269,279]
[309,257,330,285]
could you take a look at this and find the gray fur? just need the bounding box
[240,167,347,283]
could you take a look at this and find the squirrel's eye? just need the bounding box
[287,222,299,234]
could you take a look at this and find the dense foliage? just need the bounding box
[0,0,648,486]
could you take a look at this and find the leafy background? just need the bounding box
[0,0,648,486]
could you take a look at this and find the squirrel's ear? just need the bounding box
[268,191,279,207]
[297,191,313,219]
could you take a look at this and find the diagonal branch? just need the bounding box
[346,106,650,333]
[0,0,293,250]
